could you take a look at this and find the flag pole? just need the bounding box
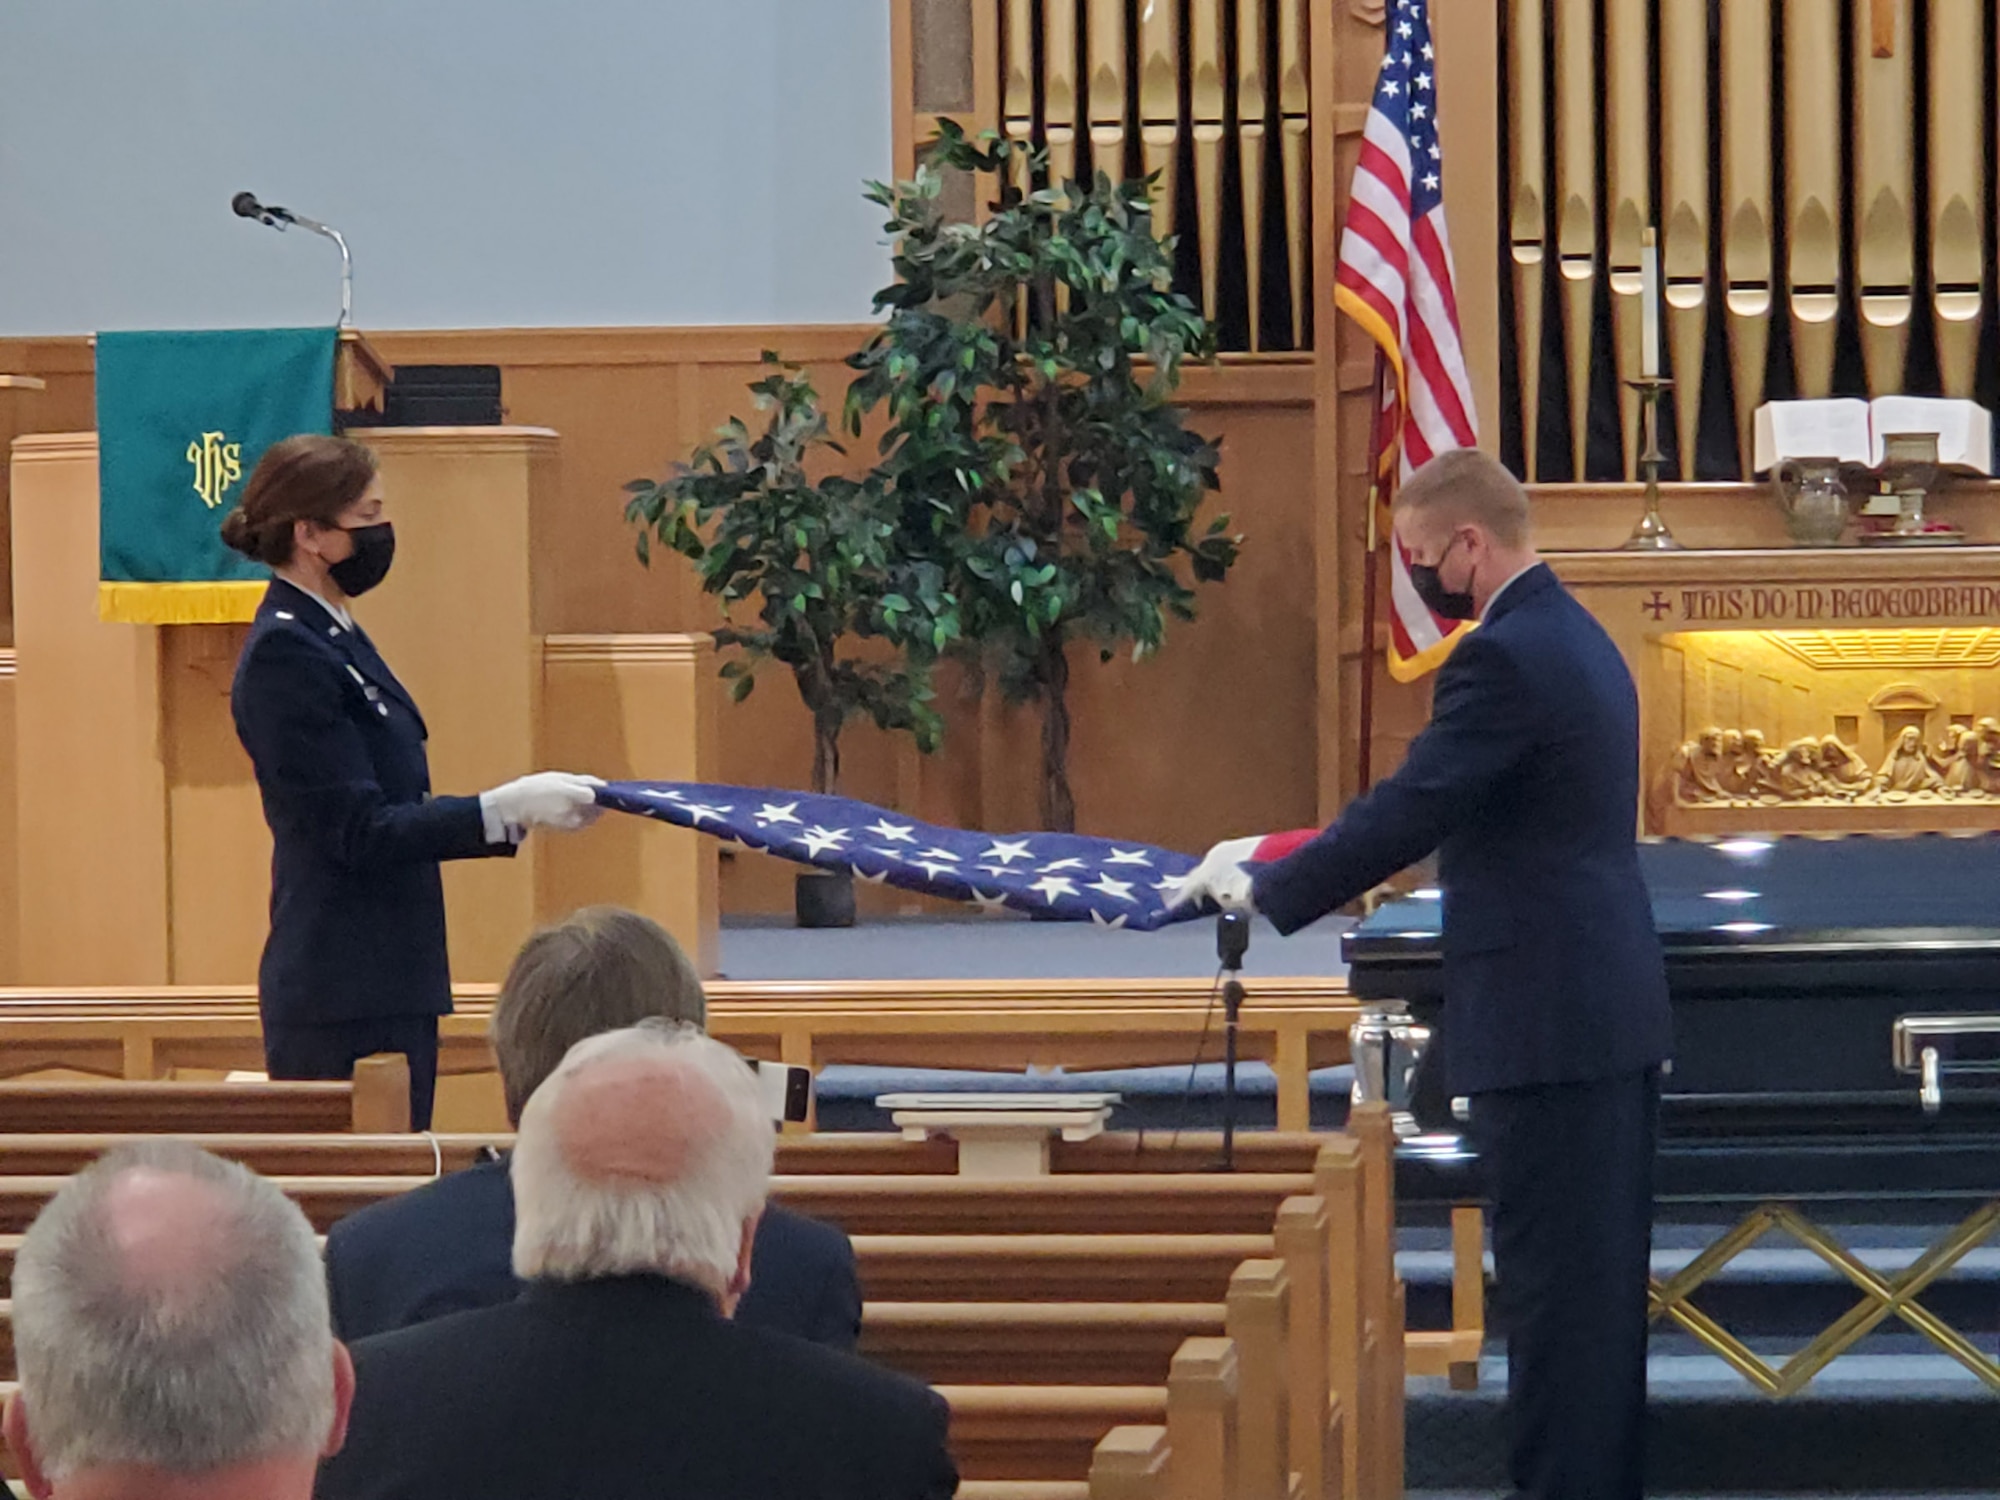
[1356,354,1391,792]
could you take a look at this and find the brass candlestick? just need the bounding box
[1621,376,1683,551]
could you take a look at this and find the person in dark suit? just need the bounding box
[315,1022,956,1500]
[223,436,602,1129]
[1176,447,1672,1500]
[326,905,862,1350]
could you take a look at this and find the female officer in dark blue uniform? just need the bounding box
[224,435,601,1128]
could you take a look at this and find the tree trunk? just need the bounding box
[810,717,841,797]
[1038,635,1076,832]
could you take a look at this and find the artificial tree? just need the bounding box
[845,124,1240,831]
[624,356,958,799]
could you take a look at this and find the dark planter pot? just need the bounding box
[795,869,857,929]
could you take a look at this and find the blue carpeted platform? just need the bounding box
[813,1061,1359,1132]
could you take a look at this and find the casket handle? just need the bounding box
[1891,1014,2000,1115]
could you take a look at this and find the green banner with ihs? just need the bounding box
[94,327,337,623]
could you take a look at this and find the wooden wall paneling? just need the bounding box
[1604,0,1650,478]
[1061,391,1320,861]
[10,435,170,984]
[539,635,720,974]
[893,0,918,178]
[1507,0,1546,481]
[354,429,556,984]
[1045,0,1080,185]
[1238,0,1270,351]
[1720,0,1773,469]
[2,332,1326,915]
[161,624,268,983]
[1141,0,1184,235]
[1310,0,1355,818]
[1551,0,1597,478]
[0,380,48,646]
[1852,0,1914,397]
[1784,0,1843,398]
[1928,0,1984,398]
[1191,0,1228,323]
[0,657,16,983]
[1659,0,1708,471]
[1279,0,1312,348]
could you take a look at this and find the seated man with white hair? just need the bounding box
[316,1022,957,1500]
[3,1141,354,1500]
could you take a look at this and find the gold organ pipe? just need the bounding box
[1660,0,1707,475]
[1239,0,1270,350]
[1784,0,1841,398]
[1002,0,1036,334]
[1191,0,1227,322]
[1720,0,1771,471]
[1553,0,1596,478]
[1044,0,1080,188]
[1929,0,1983,398]
[1853,0,1913,397]
[1140,0,1182,237]
[1088,0,1127,177]
[1003,0,1037,200]
[1279,0,1310,347]
[1605,0,1650,479]
[1508,0,1545,481]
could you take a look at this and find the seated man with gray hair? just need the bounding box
[316,1022,956,1500]
[3,1141,353,1500]
[326,905,859,1348]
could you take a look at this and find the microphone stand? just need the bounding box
[283,212,354,328]
[1215,911,1250,1172]
[234,196,353,326]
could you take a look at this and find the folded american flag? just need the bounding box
[596,781,1209,931]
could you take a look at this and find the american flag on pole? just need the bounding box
[1333,0,1481,683]
[597,782,1210,932]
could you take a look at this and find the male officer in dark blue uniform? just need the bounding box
[1179,447,1671,1500]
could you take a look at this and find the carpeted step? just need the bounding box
[1408,1351,2000,1493]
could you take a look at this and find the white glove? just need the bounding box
[480,772,605,837]
[1169,835,1264,913]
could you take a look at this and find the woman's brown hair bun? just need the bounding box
[221,435,378,568]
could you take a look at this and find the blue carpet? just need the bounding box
[715,912,1352,981]
[813,1061,1359,1132]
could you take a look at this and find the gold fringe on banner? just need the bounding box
[97,581,266,625]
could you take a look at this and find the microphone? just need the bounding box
[229,191,351,326]
[231,191,294,227]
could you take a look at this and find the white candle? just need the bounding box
[1640,228,1661,378]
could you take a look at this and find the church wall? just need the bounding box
[0,328,1322,916]
[0,0,893,335]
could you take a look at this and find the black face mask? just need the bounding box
[1408,535,1477,621]
[328,521,396,597]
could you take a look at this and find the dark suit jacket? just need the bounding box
[315,1274,955,1500]
[1254,564,1672,1094]
[326,1156,863,1351]
[232,579,510,1028]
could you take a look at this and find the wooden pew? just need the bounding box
[0,1129,1322,1179]
[861,1302,1227,1386]
[775,1174,1313,1237]
[0,1054,410,1133]
[0,1171,1310,1238]
[0,978,1357,1134]
[855,1234,1273,1304]
[0,1134,501,1177]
